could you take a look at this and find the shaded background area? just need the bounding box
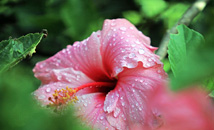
[0,0,214,130]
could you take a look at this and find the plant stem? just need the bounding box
[156,0,209,60]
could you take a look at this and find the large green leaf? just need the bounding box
[168,25,214,91]
[0,30,47,73]
[168,24,204,77]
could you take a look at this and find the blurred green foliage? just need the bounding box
[168,25,214,92]
[0,0,214,129]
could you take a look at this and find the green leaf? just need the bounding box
[123,11,142,25]
[209,90,214,98]
[0,30,47,73]
[168,25,214,91]
[135,0,167,18]
[168,24,204,77]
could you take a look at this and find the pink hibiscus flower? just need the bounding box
[33,19,167,130]
[147,87,214,130]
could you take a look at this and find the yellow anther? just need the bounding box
[48,86,78,107]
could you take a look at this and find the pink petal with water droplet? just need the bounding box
[150,88,214,130]
[33,68,94,105]
[103,64,167,129]
[33,31,110,84]
[74,93,115,130]
[100,19,162,77]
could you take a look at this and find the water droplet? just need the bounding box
[132,105,134,108]
[138,48,145,54]
[130,27,134,30]
[121,49,125,53]
[115,67,122,74]
[139,107,142,111]
[157,70,161,73]
[84,103,87,107]
[129,53,136,58]
[120,97,123,100]
[122,102,125,106]
[113,28,117,31]
[120,37,124,39]
[127,63,135,68]
[132,88,135,93]
[111,23,116,26]
[46,88,51,93]
[82,95,86,99]
[148,58,152,62]
[120,27,127,31]
[100,116,104,120]
[38,95,46,99]
[131,44,136,47]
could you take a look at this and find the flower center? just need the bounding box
[48,81,116,108]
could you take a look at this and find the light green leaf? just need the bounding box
[123,11,142,25]
[0,30,47,73]
[168,24,204,77]
[135,0,167,18]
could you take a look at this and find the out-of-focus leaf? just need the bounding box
[168,25,214,91]
[203,77,214,92]
[123,11,142,25]
[209,90,214,98]
[168,24,204,77]
[0,30,46,73]
[162,59,171,73]
[161,3,189,28]
[61,0,102,41]
[135,0,167,18]
[0,63,90,130]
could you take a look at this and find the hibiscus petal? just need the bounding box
[33,31,110,84]
[151,88,214,130]
[74,93,115,130]
[100,19,162,76]
[104,64,167,129]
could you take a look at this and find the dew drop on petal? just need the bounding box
[111,23,116,26]
[46,88,51,93]
[119,27,127,31]
[129,53,136,58]
[38,95,46,99]
[138,48,145,54]
[127,63,135,68]
[157,70,161,73]
[84,103,87,107]
[100,116,104,120]
[82,95,86,99]
[122,102,125,106]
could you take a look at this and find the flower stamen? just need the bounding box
[48,86,78,107]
